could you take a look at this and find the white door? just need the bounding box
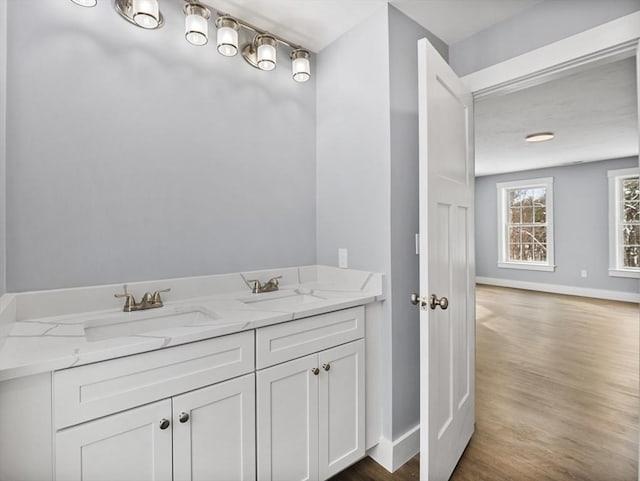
[318,339,365,480]
[173,374,256,481]
[417,38,475,481]
[257,353,319,481]
[56,399,173,481]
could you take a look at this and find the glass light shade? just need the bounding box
[256,35,277,71]
[70,0,97,7]
[291,50,311,82]
[216,18,239,57]
[185,14,208,46]
[132,0,160,29]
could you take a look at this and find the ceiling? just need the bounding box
[201,0,543,52]
[475,56,638,177]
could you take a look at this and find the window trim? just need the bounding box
[496,177,555,272]
[608,167,640,278]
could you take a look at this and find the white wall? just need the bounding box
[476,157,640,297]
[450,0,640,76]
[6,0,317,292]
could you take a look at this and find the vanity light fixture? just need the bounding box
[184,2,211,46]
[290,49,311,82]
[70,0,97,7]
[525,132,555,143]
[73,0,312,83]
[115,0,163,29]
[215,16,239,56]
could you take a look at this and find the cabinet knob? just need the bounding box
[311,367,320,376]
[178,412,189,423]
[322,363,330,372]
[159,418,170,430]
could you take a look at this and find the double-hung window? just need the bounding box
[608,167,640,278]
[496,177,555,271]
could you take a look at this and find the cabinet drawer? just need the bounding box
[256,307,364,369]
[54,331,254,429]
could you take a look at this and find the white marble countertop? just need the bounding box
[0,266,383,382]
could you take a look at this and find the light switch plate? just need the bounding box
[338,248,348,269]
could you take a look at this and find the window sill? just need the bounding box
[608,268,640,279]
[498,262,556,272]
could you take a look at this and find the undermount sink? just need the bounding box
[84,306,219,342]
[238,292,325,310]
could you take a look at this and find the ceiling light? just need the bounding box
[184,3,211,46]
[290,49,310,82]
[70,0,97,7]
[525,132,554,143]
[114,0,164,30]
[216,16,240,57]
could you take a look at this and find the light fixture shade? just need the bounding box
[184,3,211,46]
[70,0,97,7]
[216,17,239,57]
[255,34,277,71]
[290,49,311,82]
[132,0,160,29]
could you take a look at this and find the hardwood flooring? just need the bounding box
[331,285,639,481]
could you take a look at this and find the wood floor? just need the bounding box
[331,285,639,481]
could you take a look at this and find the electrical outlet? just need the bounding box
[338,248,348,269]
[580,269,588,278]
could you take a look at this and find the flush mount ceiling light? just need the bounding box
[525,132,555,143]
[70,0,97,7]
[184,2,211,46]
[71,0,312,83]
[114,0,163,29]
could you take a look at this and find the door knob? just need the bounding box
[411,293,427,308]
[159,418,170,430]
[178,412,189,423]
[430,294,449,310]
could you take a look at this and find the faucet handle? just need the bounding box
[247,280,262,294]
[152,288,171,304]
[114,292,137,312]
[267,276,282,286]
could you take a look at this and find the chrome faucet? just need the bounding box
[115,287,171,312]
[247,276,282,294]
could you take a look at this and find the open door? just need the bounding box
[415,39,475,481]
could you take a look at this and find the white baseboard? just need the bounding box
[476,277,640,303]
[367,424,420,473]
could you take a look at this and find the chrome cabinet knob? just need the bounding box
[430,294,449,310]
[411,293,427,308]
[322,363,330,372]
[178,412,189,423]
[311,367,320,376]
[159,418,170,430]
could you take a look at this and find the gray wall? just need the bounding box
[476,157,640,293]
[0,0,5,297]
[316,5,393,438]
[6,0,316,292]
[450,0,640,76]
[388,5,446,440]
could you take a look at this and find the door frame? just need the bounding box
[460,11,640,99]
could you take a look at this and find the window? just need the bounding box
[608,167,640,278]
[496,177,555,271]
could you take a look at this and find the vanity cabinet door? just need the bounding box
[257,354,319,481]
[173,374,256,481]
[318,340,365,480]
[55,399,172,481]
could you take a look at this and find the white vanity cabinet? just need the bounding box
[255,307,366,481]
[53,331,256,481]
